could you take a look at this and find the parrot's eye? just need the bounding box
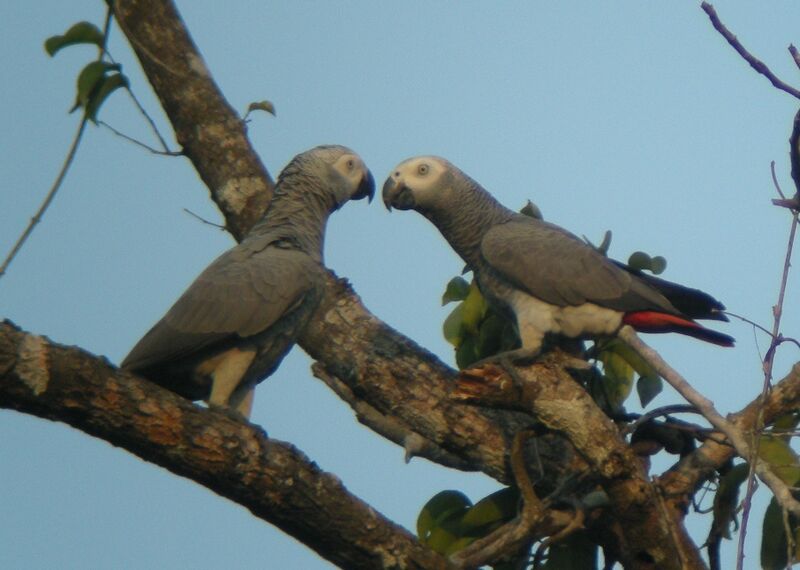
[417,164,429,176]
[346,159,355,171]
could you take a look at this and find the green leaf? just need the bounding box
[460,487,519,535]
[85,72,129,123]
[580,490,610,509]
[597,230,612,255]
[72,61,109,112]
[583,230,612,255]
[45,21,104,57]
[71,61,122,115]
[761,497,799,570]
[519,200,543,220]
[247,100,276,116]
[455,336,479,369]
[476,312,507,359]
[627,251,652,272]
[442,276,470,305]
[650,255,667,274]
[636,374,663,408]
[417,490,471,542]
[425,523,468,555]
[603,339,661,386]
[461,282,487,334]
[443,304,464,347]
[598,348,634,411]
[773,412,800,431]
[712,463,749,540]
[758,436,800,485]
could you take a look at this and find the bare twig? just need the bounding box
[790,45,800,72]
[772,160,787,200]
[701,2,800,100]
[621,404,699,437]
[123,87,173,152]
[738,113,800,569]
[182,208,226,230]
[0,117,88,280]
[97,120,182,156]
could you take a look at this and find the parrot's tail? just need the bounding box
[622,311,735,347]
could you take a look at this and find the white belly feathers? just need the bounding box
[507,289,623,352]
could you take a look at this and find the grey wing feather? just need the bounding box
[480,219,677,312]
[122,243,318,371]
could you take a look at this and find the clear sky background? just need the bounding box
[3,2,800,569]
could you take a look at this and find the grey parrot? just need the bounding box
[122,145,374,418]
[382,156,733,362]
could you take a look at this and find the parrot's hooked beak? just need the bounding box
[353,169,376,203]
[382,176,415,211]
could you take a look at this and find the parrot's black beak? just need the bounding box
[382,176,415,211]
[353,170,375,203]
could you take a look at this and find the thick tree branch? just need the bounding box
[111,0,564,485]
[0,321,451,570]
[451,355,706,570]
[113,0,274,240]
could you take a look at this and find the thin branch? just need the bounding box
[0,7,116,281]
[790,45,800,72]
[123,86,173,152]
[738,194,799,569]
[619,326,800,519]
[97,120,182,156]
[621,404,699,437]
[182,208,226,230]
[725,310,778,339]
[701,2,800,100]
[0,117,88,280]
[772,160,787,200]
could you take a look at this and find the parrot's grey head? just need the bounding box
[382,156,457,213]
[277,145,375,209]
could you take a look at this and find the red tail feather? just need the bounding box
[622,311,734,347]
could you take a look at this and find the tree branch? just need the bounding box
[701,2,800,100]
[620,327,800,517]
[113,0,274,241]
[451,354,707,569]
[660,363,800,509]
[0,320,452,570]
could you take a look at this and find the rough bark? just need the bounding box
[113,0,274,241]
[4,1,797,568]
[453,356,706,570]
[0,321,452,570]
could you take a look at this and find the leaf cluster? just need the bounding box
[45,21,128,122]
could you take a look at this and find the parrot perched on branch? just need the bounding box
[382,156,732,363]
[123,145,374,418]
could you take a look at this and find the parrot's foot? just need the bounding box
[207,402,252,424]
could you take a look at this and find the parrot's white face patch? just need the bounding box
[389,156,451,209]
[331,153,370,202]
[507,290,623,353]
[332,153,367,186]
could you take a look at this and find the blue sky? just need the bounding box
[3,2,800,568]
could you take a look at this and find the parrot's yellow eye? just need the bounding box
[346,159,355,170]
[417,164,429,176]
